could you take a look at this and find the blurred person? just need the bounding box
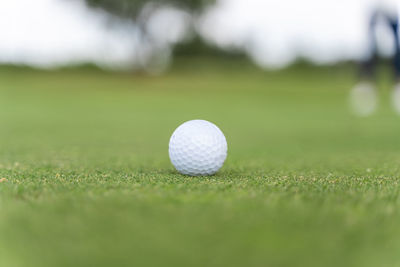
[350,4,399,116]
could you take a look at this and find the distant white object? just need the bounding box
[169,120,227,176]
[391,83,400,114]
[349,82,378,116]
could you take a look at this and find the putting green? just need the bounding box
[1,60,400,267]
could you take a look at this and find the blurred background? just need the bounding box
[0,0,398,71]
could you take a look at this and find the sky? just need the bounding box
[0,0,398,69]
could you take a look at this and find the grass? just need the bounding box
[1,60,400,266]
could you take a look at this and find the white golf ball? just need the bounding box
[169,120,228,176]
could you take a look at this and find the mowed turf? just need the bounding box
[1,60,400,267]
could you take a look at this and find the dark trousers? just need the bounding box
[361,11,400,81]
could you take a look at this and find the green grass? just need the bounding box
[1,60,400,267]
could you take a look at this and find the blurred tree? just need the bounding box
[84,0,216,71]
[84,0,214,19]
[84,0,214,44]
[173,36,247,59]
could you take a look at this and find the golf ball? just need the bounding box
[169,120,228,176]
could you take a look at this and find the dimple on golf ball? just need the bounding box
[169,120,228,176]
